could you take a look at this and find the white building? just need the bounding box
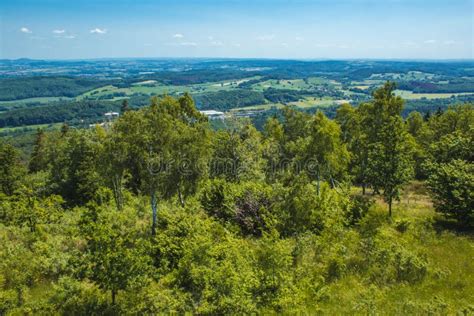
[199,110,225,120]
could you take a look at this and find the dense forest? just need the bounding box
[0,83,473,314]
[0,77,110,101]
[0,100,123,128]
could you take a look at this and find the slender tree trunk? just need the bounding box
[362,183,366,195]
[111,289,116,305]
[16,286,23,307]
[112,175,123,210]
[151,191,158,236]
[178,186,185,207]
[28,218,35,233]
[388,196,392,217]
[316,171,321,196]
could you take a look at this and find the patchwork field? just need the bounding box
[394,90,474,100]
[251,77,335,91]
[231,96,349,112]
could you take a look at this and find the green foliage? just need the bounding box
[274,178,351,236]
[263,87,307,103]
[49,130,103,206]
[2,177,63,232]
[210,123,266,182]
[426,160,474,224]
[420,104,474,225]
[0,99,123,128]
[364,82,415,214]
[0,76,108,101]
[77,202,152,305]
[194,89,265,110]
[295,111,350,188]
[348,194,374,225]
[0,141,25,196]
[200,179,275,236]
[28,129,49,173]
[49,277,113,315]
[1,92,473,314]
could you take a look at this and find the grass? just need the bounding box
[231,96,348,112]
[394,90,474,100]
[75,78,257,101]
[320,181,474,314]
[250,77,334,92]
[0,123,62,134]
[0,96,74,108]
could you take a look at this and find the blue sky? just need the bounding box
[1,0,472,59]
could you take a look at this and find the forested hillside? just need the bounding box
[0,83,473,314]
[0,77,110,101]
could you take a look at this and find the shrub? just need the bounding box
[426,160,474,225]
[200,180,275,236]
[348,194,374,225]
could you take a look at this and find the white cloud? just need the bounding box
[173,33,184,38]
[208,36,223,46]
[402,41,417,47]
[53,29,65,34]
[165,41,198,47]
[281,42,288,47]
[443,40,456,45]
[63,35,76,39]
[424,39,436,44]
[295,36,304,41]
[90,28,107,34]
[20,27,32,34]
[232,43,241,47]
[257,34,275,41]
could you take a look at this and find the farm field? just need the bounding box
[231,96,348,112]
[250,77,335,91]
[0,96,73,106]
[1,59,474,132]
[394,90,474,100]
[0,122,62,136]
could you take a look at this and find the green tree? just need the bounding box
[100,129,129,210]
[49,131,102,206]
[162,93,211,206]
[6,172,63,232]
[364,82,414,216]
[263,117,285,181]
[296,111,349,195]
[406,111,424,138]
[211,123,265,182]
[29,129,49,173]
[426,159,474,225]
[336,103,370,194]
[78,203,151,305]
[0,142,25,196]
[114,94,210,234]
[121,99,129,113]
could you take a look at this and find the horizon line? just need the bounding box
[1,57,474,63]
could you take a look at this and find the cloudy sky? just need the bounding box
[0,0,472,59]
